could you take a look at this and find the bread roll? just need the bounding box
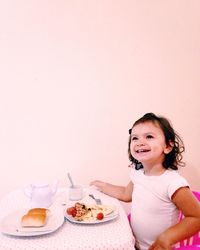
[21,213,47,227]
[21,208,50,227]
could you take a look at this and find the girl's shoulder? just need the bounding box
[165,169,185,178]
[165,170,190,198]
[161,169,188,184]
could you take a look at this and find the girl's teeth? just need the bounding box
[137,149,149,153]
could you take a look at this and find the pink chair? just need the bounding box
[128,191,200,249]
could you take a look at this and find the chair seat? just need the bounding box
[174,245,200,250]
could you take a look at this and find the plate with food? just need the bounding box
[0,208,64,236]
[64,202,119,224]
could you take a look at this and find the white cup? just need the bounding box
[69,185,84,201]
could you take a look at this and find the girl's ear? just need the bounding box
[164,140,174,154]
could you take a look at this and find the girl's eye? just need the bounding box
[146,135,154,139]
[131,136,138,141]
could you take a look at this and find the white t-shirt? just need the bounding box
[130,168,189,250]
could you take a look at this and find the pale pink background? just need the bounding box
[0,1,200,200]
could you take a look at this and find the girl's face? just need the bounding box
[130,121,172,166]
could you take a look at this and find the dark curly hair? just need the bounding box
[128,113,185,170]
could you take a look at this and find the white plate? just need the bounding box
[64,206,119,224]
[0,209,64,237]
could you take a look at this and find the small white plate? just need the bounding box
[64,206,119,224]
[0,209,64,237]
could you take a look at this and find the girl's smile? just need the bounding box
[135,148,151,154]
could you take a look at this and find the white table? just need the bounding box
[0,187,135,250]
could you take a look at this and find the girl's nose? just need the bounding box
[136,140,145,146]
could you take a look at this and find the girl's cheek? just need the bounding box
[131,148,135,155]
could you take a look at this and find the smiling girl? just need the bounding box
[90,113,200,250]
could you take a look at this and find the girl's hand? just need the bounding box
[90,180,132,201]
[90,180,106,192]
[149,242,172,250]
[148,235,172,250]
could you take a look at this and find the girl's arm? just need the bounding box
[90,180,133,202]
[149,187,200,250]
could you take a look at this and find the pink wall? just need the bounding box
[0,1,200,198]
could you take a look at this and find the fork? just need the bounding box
[89,194,102,205]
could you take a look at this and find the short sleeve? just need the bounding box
[167,176,190,200]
